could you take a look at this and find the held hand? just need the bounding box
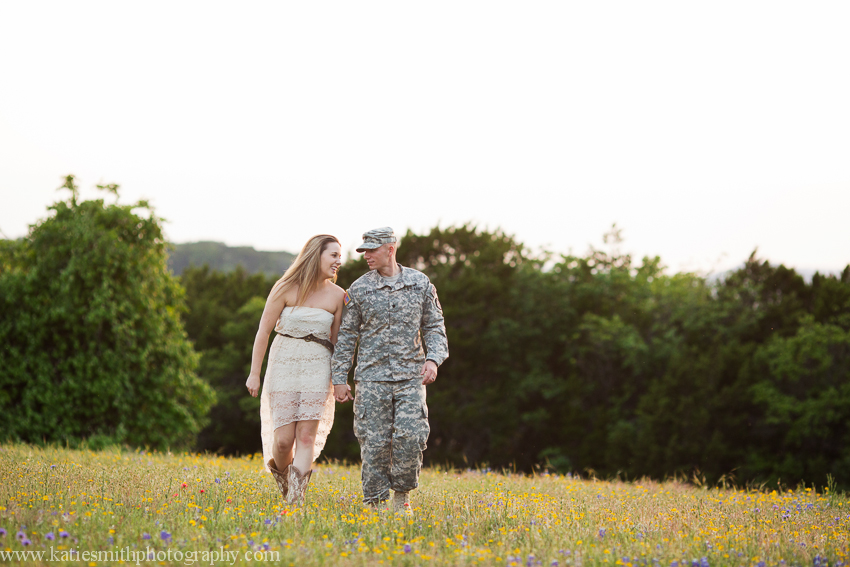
[421,360,438,385]
[246,375,261,398]
[334,384,353,403]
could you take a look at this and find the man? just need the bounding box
[332,227,449,514]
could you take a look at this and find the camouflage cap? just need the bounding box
[356,227,397,252]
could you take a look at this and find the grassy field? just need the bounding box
[0,443,846,566]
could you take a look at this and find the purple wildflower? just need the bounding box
[22,538,32,546]
[142,533,151,540]
[46,532,55,541]
[107,536,114,545]
[59,530,69,538]
[16,531,25,541]
[404,544,412,554]
[0,528,6,537]
[160,530,171,542]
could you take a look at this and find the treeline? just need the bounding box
[2,185,849,489]
[181,224,850,489]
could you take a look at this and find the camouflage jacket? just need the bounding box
[331,265,449,384]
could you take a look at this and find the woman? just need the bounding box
[245,234,345,506]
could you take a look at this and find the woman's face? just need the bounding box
[320,242,342,279]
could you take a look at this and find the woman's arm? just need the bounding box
[245,286,287,397]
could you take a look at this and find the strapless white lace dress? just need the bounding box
[260,306,335,468]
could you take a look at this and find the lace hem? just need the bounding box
[260,387,335,471]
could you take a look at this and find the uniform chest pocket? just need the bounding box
[390,289,423,321]
[359,293,389,325]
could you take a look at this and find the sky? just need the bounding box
[1,1,848,276]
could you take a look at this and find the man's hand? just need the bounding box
[334,384,354,403]
[420,360,438,385]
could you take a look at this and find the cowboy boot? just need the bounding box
[285,465,312,507]
[393,491,413,517]
[267,459,288,500]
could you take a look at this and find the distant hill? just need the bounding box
[168,241,296,276]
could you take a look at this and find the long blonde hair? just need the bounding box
[271,234,340,306]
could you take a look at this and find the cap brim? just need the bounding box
[356,243,382,253]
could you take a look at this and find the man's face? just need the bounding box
[363,244,393,272]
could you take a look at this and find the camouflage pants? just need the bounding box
[353,378,429,505]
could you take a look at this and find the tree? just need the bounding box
[179,265,275,455]
[746,316,850,486]
[0,176,215,450]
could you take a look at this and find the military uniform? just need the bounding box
[332,228,449,505]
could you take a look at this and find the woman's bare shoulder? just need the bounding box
[269,282,297,306]
[325,281,345,296]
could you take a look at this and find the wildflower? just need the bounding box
[22,538,31,546]
[0,528,5,537]
[215,478,221,484]
[551,562,559,567]
[200,489,205,494]
[16,531,26,542]
[59,531,69,538]
[181,483,188,488]
[264,519,272,525]
[51,464,56,469]
[142,533,151,540]
[160,530,171,542]
[107,536,114,545]
[404,544,412,554]
[46,532,55,541]
[598,528,607,538]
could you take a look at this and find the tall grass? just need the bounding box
[1,443,846,566]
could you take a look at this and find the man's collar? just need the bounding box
[373,263,409,289]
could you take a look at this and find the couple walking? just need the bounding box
[245,227,449,513]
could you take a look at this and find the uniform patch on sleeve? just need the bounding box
[431,284,442,312]
[344,290,351,306]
